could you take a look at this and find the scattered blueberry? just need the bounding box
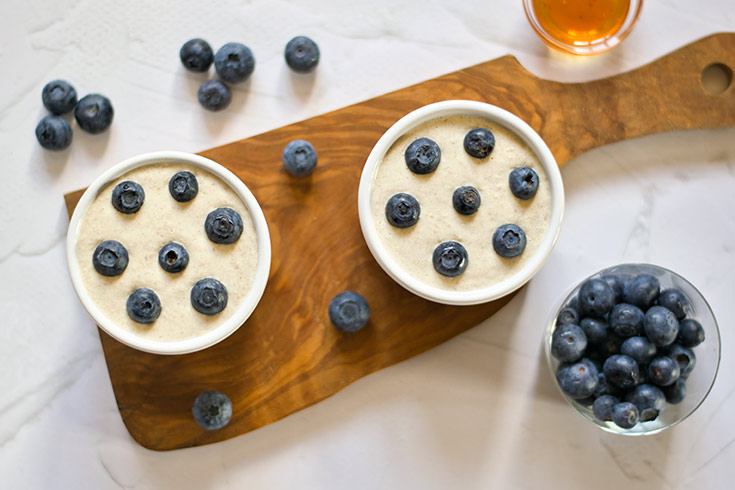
[404,137,441,174]
[648,356,681,386]
[282,139,317,176]
[328,291,370,332]
[191,278,228,316]
[463,128,495,158]
[579,317,608,345]
[677,318,705,347]
[657,288,690,320]
[214,42,255,83]
[158,242,189,274]
[551,324,588,362]
[35,115,72,150]
[126,288,162,324]
[611,401,640,429]
[600,275,624,303]
[192,391,232,430]
[205,207,243,244]
[180,38,214,72]
[578,278,616,318]
[508,166,539,200]
[198,79,231,111]
[111,181,145,214]
[169,171,199,202]
[92,240,128,277]
[593,394,619,421]
[385,193,420,228]
[609,303,644,337]
[665,343,697,378]
[625,384,666,421]
[432,241,468,278]
[557,306,580,326]
[662,378,686,404]
[492,223,526,258]
[644,306,679,347]
[620,336,656,365]
[603,354,640,389]
[284,36,320,73]
[74,94,114,134]
[556,360,599,399]
[41,80,77,115]
[622,273,660,310]
[452,185,481,215]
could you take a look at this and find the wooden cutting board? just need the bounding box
[64,33,735,451]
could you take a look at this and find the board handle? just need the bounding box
[527,33,735,166]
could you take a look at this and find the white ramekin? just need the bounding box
[66,151,271,355]
[357,100,564,305]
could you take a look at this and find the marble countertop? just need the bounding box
[1,0,734,488]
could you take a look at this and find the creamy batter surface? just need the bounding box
[370,115,552,291]
[76,163,258,341]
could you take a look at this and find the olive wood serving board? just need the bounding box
[64,33,735,451]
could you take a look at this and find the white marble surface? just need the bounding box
[1,0,734,488]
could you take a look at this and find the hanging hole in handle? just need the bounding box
[701,63,733,95]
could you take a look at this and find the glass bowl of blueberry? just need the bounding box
[544,263,720,435]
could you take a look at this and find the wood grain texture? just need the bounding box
[64,34,735,451]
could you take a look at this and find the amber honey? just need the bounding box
[531,0,630,45]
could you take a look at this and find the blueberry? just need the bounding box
[198,79,231,111]
[648,356,681,387]
[579,317,608,345]
[126,288,162,324]
[74,94,114,134]
[508,166,539,200]
[625,384,666,422]
[622,273,660,310]
[284,36,320,73]
[452,185,481,215]
[593,394,619,422]
[594,372,624,398]
[282,139,317,176]
[603,354,640,389]
[557,306,580,326]
[551,324,588,362]
[677,318,705,347]
[595,332,624,357]
[555,360,599,399]
[463,128,495,158]
[92,240,128,277]
[665,343,697,378]
[611,402,640,429]
[492,223,526,258]
[620,336,657,365]
[404,137,441,174]
[432,241,468,278]
[328,291,370,332]
[385,193,420,228]
[600,274,624,303]
[644,306,679,347]
[662,378,686,404]
[609,303,645,337]
[214,42,255,84]
[111,181,145,214]
[191,278,228,316]
[192,391,232,430]
[35,115,72,150]
[158,242,189,274]
[180,38,214,72]
[41,79,77,115]
[205,207,243,244]
[657,288,690,320]
[169,171,199,202]
[578,278,616,318]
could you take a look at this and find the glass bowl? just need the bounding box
[544,263,720,435]
[523,0,644,56]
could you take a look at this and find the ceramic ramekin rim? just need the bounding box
[357,100,565,305]
[66,151,272,355]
